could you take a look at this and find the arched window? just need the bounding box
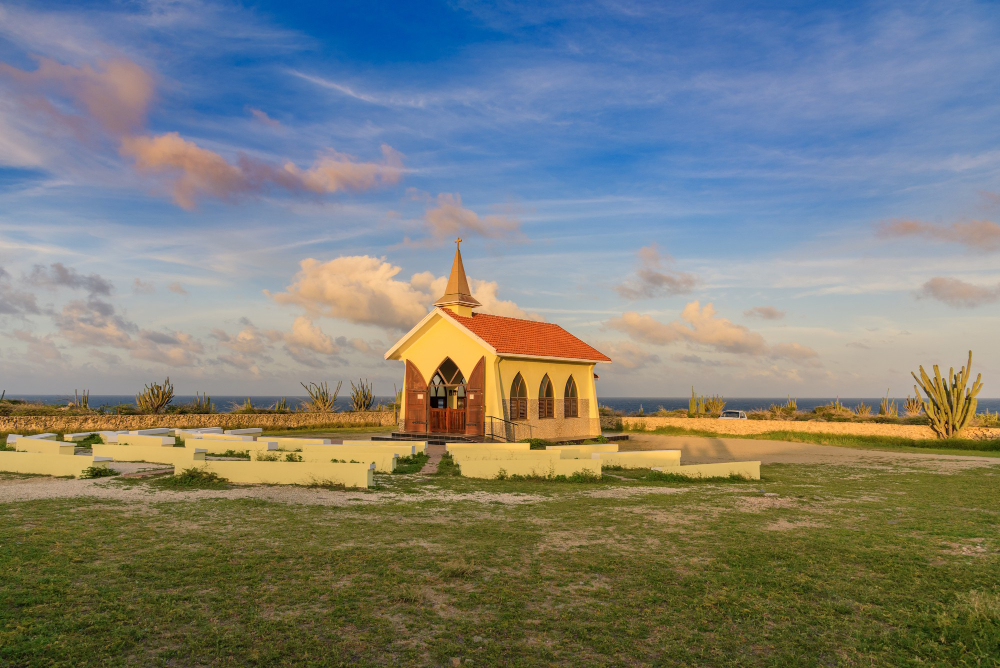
[564,376,579,418]
[509,373,527,420]
[539,375,554,419]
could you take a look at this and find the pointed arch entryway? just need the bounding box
[423,356,486,435]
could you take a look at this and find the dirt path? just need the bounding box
[420,444,446,474]
[623,433,1000,470]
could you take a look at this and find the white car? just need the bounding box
[719,410,747,420]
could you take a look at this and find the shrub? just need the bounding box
[256,452,279,461]
[284,453,303,462]
[520,438,549,450]
[79,466,119,479]
[159,468,229,489]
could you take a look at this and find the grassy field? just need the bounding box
[633,425,1000,457]
[2,460,999,666]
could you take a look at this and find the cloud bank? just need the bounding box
[615,244,697,300]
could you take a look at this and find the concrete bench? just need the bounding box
[15,437,76,456]
[128,428,171,436]
[445,442,528,453]
[187,460,374,488]
[93,444,207,466]
[225,428,263,436]
[64,432,96,442]
[0,452,112,478]
[594,450,682,469]
[294,445,400,472]
[344,440,427,454]
[184,438,276,454]
[185,433,256,442]
[651,461,761,480]
[458,458,602,480]
[547,443,619,455]
[116,434,176,447]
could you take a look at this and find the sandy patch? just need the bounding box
[735,495,799,512]
[764,518,827,531]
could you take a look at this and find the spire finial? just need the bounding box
[455,237,462,249]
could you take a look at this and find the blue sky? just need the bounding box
[1,0,999,398]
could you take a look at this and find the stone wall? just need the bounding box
[622,416,1000,440]
[0,411,397,435]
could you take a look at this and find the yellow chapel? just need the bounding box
[385,241,612,441]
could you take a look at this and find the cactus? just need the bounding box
[73,389,90,409]
[135,377,174,414]
[705,394,726,413]
[688,387,697,414]
[301,381,341,412]
[274,397,288,412]
[351,378,374,411]
[878,389,898,418]
[697,395,707,415]
[242,397,255,411]
[978,409,999,428]
[903,395,922,416]
[912,350,983,439]
[193,392,215,413]
[785,396,797,411]
[854,402,872,417]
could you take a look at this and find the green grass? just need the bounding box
[2,462,1000,665]
[637,425,1000,457]
[391,452,429,474]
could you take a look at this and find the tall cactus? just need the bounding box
[911,350,983,439]
[688,387,697,414]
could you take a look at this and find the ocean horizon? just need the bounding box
[6,394,1000,415]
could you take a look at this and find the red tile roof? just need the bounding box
[442,309,611,362]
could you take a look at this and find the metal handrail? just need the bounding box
[486,415,534,443]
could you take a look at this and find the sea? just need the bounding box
[7,395,1000,415]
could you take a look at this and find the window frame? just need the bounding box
[539,375,554,419]
[564,375,579,418]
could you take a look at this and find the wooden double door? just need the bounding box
[405,357,485,436]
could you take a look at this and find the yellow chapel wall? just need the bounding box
[392,315,502,423]
[496,358,601,440]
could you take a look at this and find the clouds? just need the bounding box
[270,254,536,331]
[0,56,154,137]
[409,192,523,245]
[615,245,696,300]
[876,218,1000,252]
[121,134,403,210]
[2,49,404,209]
[744,306,785,320]
[606,301,818,363]
[917,277,1000,308]
[0,269,41,316]
[29,262,113,296]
